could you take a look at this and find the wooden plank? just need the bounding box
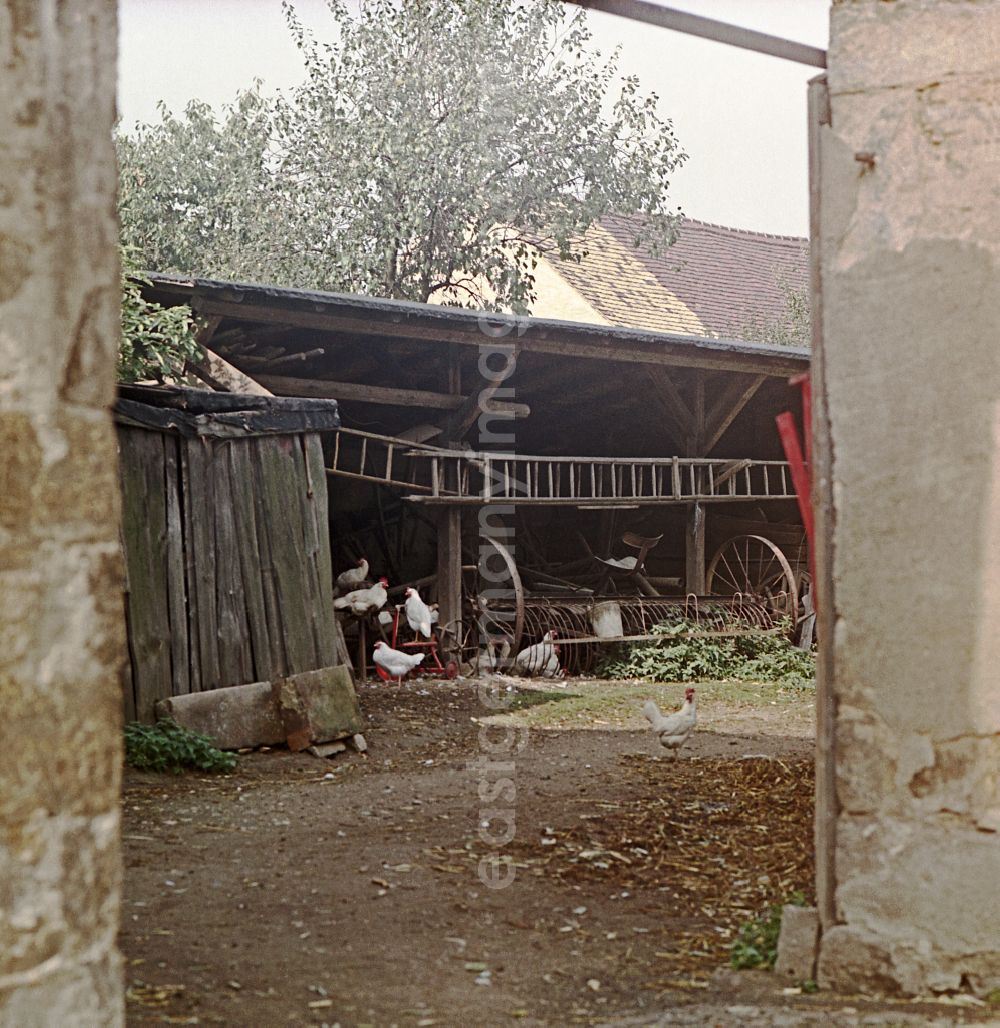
[212,442,253,687]
[163,434,190,696]
[249,439,288,678]
[301,434,338,668]
[189,345,273,395]
[118,428,172,721]
[257,435,317,673]
[119,569,137,723]
[644,366,696,439]
[685,502,706,595]
[228,442,274,683]
[185,436,221,691]
[692,371,706,454]
[179,438,202,692]
[713,459,753,492]
[703,374,767,455]
[435,507,462,660]
[192,296,810,376]
[257,373,530,417]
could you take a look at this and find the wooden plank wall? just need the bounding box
[119,427,337,721]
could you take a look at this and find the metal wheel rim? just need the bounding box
[706,533,798,620]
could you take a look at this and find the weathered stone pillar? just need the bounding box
[815,0,1000,996]
[0,2,125,1023]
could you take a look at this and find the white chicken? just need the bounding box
[333,576,388,617]
[643,687,697,759]
[335,557,369,595]
[404,587,434,639]
[514,630,561,677]
[372,640,425,682]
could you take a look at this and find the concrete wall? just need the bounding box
[0,1,125,1023]
[816,0,1000,996]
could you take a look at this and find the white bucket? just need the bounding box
[591,600,624,639]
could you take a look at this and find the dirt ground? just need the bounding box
[121,678,999,1027]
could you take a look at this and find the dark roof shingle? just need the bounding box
[547,216,809,338]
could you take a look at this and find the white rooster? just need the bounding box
[643,687,697,759]
[335,557,369,596]
[373,640,425,682]
[334,576,389,617]
[404,587,434,639]
[514,630,561,677]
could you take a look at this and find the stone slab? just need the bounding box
[774,905,819,982]
[307,741,347,759]
[155,680,284,750]
[272,665,364,752]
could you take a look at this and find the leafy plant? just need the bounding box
[117,0,686,314]
[729,891,807,970]
[738,278,811,349]
[124,719,237,774]
[597,619,814,685]
[119,246,201,383]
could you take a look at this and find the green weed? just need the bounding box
[597,619,815,686]
[729,891,807,970]
[124,719,237,774]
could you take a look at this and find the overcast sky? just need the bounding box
[117,0,830,237]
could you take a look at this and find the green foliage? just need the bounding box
[117,0,685,313]
[739,279,811,349]
[729,891,806,970]
[124,719,237,774]
[118,86,279,286]
[596,619,815,685]
[119,247,201,383]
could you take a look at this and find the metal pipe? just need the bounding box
[562,1,827,69]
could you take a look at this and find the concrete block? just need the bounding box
[155,681,284,750]
[774,905,819,982]
[272,665,364,752]
[817,925,901,997]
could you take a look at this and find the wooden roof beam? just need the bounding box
[190,297,809,377]
[703,374,767,455]
[255,373,530,417]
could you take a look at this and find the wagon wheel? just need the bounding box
[461,537,525,661]
[706,534,798,621]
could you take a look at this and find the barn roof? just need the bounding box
[144,272,810,379]
[540,216,809,338]
[141,273,809,459]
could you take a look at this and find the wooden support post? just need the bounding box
[436,507,463,661]
[685,501,706,595]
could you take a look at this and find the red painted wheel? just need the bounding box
[445,660,459,680]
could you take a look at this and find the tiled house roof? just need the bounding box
[540,216,809,338]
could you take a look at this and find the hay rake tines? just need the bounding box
[503,594,779,675]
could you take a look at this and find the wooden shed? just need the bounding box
[140,276,812,669]
[116,385,341,722]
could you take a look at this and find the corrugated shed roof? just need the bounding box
[545,216,809,338]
